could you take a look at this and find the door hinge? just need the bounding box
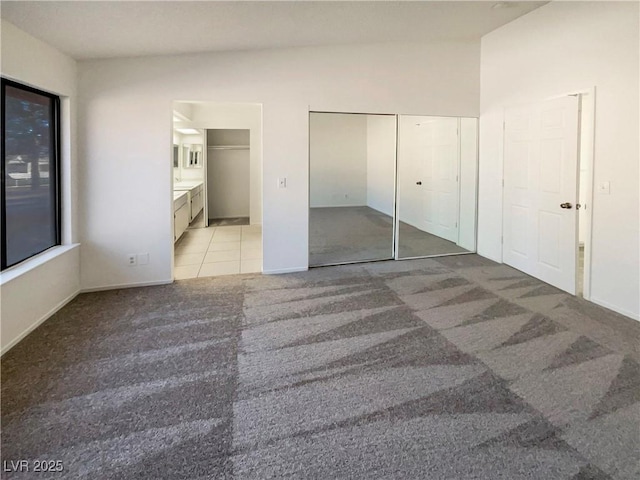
[501,236,504,245]
[502,179,505,187]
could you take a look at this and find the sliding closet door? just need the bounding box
[396,115,477,259]
[309,113,396,266]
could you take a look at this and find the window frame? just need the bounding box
[1,78,62,271]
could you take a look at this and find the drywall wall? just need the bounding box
[77,40,479,284]
[310,113,368,208]
[207,129,251,218]
[479,2,639,319]
[0,19,80,353]
[1,247,80,354]
[366,115,396,216]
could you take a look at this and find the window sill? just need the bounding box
[0,244,80,286]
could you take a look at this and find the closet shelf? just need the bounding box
[207,145,249,150]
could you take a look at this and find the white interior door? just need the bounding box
[503,96,579,294]
[421,117,459,242]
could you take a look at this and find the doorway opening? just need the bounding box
[308,111,478,267]
[171,102,262,279]
[207,129,251,227]
[577,90,595,299]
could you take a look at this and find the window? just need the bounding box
[1,79,61,270]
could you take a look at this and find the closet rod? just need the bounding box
[207,145,249,150]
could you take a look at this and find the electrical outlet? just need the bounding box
[127,254,137,266]
[138,253,149,265]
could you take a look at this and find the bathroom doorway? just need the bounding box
[171,102,262,279]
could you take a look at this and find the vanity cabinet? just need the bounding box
[189,184,204,221]
[174,182,204,222]
[174,191,190,242]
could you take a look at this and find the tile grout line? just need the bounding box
[197,226,215,277]
[176,225,262,277]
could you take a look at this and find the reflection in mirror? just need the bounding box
[181,145,190,169]
[396,116,477,259]
[309,112,396,266]
[173,144,179,168]
[184,144,203,168]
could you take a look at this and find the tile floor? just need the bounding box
[174,225,262,279]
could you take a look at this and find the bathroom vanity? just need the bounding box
[173,191,190,242]
[173,181,204,242]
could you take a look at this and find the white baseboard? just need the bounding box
[589,297,639,321]
[310,204,367,209]
[262,267,308,275]
[1,288,80,356]
[81,279,173,293]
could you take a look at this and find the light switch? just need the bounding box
[597,181,611,195]
[278,177,287,189]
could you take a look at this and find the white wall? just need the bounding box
[478,2,639,319]
[0,20,80,353]
[310,113,368,208]
[77,40,479,282]
[189,103,262,224]
[310,113,396,214]
[366,115,396,216]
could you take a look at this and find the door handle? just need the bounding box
[560,202,573,209]
[416,181,422,185]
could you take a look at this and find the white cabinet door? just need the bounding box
[503,96,579,294]
[191,190,203,219]
[174,203,190,242]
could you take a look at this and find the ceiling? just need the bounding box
[1,1,547,61]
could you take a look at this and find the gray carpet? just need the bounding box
[1,255,639,479]
[309,206,469,266]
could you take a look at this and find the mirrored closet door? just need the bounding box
[396,116,478,259]
[309,112,478,267]
[309,112,396,266]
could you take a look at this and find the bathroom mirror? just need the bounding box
[183,144,203,168]
[173,144,179,168]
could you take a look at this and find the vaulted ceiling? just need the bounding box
[1,1,547,60]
